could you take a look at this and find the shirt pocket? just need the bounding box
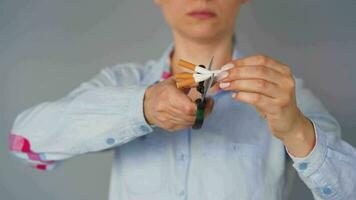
[202,142,264,198]
[119,134,167,195]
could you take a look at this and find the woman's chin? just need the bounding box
[182,29,224,42]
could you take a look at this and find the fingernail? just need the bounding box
[216,71,228,81]
[221,63,234,71]
[219,82,230,88]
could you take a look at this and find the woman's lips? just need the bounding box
[187,10,216,20]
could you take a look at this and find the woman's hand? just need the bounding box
[144,77,213,132]
[217,55,316,157]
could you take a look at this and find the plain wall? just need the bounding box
[1,0,355,199]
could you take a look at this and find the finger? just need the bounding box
[168,112,194,125]
[157,112,194,126]
[232,92,281,114]
[167,106,196,122]
[168,89,197,116]
[170,100,197,116]
[220,79,279,98]
[167,124,192,132]
[220,65,287,85]
[234,55,291,75]
[168,115,195,126]
[181,87,192,95]
[168,96,196,116]
[168,99,213,124]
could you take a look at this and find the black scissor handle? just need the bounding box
[193,98,206,129]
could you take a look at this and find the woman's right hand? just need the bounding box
[144,77,211,132]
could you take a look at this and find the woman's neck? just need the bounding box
[171,33,234,74]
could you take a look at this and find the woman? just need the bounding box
[9,0,356,199]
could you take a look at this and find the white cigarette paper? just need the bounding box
[193,74,212,83]
[195,66,213,74]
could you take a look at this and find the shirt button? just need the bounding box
[180,154,186,161]
[298,162,308,170]
[106,138,116,145]
[179,190,185,197]
[140,125,150,133]
[322,187,332,195]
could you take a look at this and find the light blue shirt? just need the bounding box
[9,42,356,200]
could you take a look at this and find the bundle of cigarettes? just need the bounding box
[175,59,222,88]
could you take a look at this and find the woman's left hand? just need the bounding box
[217,55,316,157]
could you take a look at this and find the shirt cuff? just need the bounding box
[128,85,153,137]
[286,119,328,177]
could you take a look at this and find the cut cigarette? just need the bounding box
[178,58,226,74]
[175,73,211,81]
[174,73,193,79]
[195,66,225,75]
[194,67,210,74]
[178,59,196,71]
[193,74,211,82]
[178,59,218,75]
[175,74,211,89]
[176,78,195,88]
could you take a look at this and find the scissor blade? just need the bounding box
[207,56,214,71]
[203,56,214,90]
[202,56,214,100]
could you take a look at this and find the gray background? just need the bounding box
[1,0,355,200]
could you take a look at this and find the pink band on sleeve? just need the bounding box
[9,133,54,164]
[34,164,47,171]
[9,133,30,152]
[161,71,172,80]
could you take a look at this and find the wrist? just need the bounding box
[282,114,316,157]
[143,85,154,125]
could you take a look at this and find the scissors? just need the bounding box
[174,57,215,129]
[193,56,215,129]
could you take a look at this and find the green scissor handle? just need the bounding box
[193,98,206,129]
[192,56,214,130]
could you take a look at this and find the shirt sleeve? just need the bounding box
[286,78,356,199]
[8,63,154,171]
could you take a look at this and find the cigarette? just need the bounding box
[175,73,211,81]
[175,74,211,89]
[193,74,211,82]
[178,59,222,75]
[178,59,211,74]
[178,59,196,71]
[176,78,195,88]
[174,73,193,79]
[195,67,212,74]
